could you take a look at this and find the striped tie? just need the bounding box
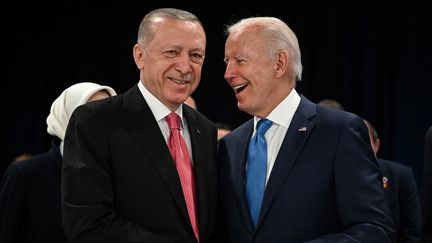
[166,112,199,242]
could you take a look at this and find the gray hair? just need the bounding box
[226,17,302,81]
[137,8,204,46]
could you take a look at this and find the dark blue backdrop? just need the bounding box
[3,0,431,190]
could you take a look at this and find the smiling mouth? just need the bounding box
[234,83,248,94]
[170,78,189,84]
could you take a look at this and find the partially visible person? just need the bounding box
[215,122,231,140]
[13,153,33,162]
[423,126,432,243]
[318,98,344,111]
[317,98,421,242]
[0,82,116,243]
[185,96,198,110]
[62,8,218,243]
[364,119,422,243]
[218,16,395,242]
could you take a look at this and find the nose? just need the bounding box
[224,62,236,81]
[175,54,192,74]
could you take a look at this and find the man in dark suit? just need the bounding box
[62,8,218,243]
[423,126,432,243]
[218,16,395,242]
[0,82,116,243]
[364,119,421,242]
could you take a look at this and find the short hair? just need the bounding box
[318,99,344,111]
[225,17,302,81]
[137,8,203,46]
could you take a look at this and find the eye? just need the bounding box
[190,52,204,63]
[236,58,246,64]
[164,50,179,57]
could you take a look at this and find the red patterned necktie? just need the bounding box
[166,112,199,242]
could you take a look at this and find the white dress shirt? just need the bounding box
[251,88,301,185]
[137,81,194,164]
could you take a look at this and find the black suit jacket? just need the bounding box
[423,126,432,243]
[378,158,421,242]
[0,138,67,243]
[62,85,218,243]
[218,95,395,242]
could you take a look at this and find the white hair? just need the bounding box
[227,17,302,81]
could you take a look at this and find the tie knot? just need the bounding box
[166,112,181,130]
[256,119,272,135]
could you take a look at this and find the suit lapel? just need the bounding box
[232,120,256,233]
[184,106,210,237]
[121,86,191,227]
[257,96,317,228]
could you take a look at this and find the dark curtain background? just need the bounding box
[2,0,431,190]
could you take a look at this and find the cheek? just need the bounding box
[192,66,203,81]
[193,63,203,74]
[244,64,262,78]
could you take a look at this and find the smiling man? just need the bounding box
[62,8,218,243]
[218,16,396,242]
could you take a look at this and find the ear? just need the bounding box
[275,50,289,78]
[133,44,144,69]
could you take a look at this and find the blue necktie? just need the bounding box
[245,118,272,228]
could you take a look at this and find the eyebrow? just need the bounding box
[224,52,249,60]
[189,47,205,53]
[236,53,249,59]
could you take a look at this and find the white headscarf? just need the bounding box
[46,82,116,141]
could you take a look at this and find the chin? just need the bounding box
[237,102,249,113]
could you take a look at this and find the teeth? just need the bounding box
[172,79,187,84]
[234,83,247,91]
[234,83,248,91]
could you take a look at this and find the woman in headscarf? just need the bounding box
[0,82,116,243]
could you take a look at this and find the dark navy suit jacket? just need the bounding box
[218,95,396,243]
[0,138,67,243]
[423,126,432,243]
[378,158,421,242]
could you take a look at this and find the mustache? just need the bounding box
[169,73,193,82]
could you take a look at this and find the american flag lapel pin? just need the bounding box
[298,126,307,132]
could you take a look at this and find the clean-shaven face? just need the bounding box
[224,29,285,117]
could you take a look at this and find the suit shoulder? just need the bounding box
[84,94,122,112]
[8,149,60,175]
[193,110,215,127]
[71,94,124,122]
[221,119,253,142]
[316,105,359,123]
[184,105,216,128]
[314,105,366,135]
[378,158,413,174]
[426,126,432,140]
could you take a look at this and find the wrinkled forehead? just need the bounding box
[153,18,205,41]
[226,29,264,55]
